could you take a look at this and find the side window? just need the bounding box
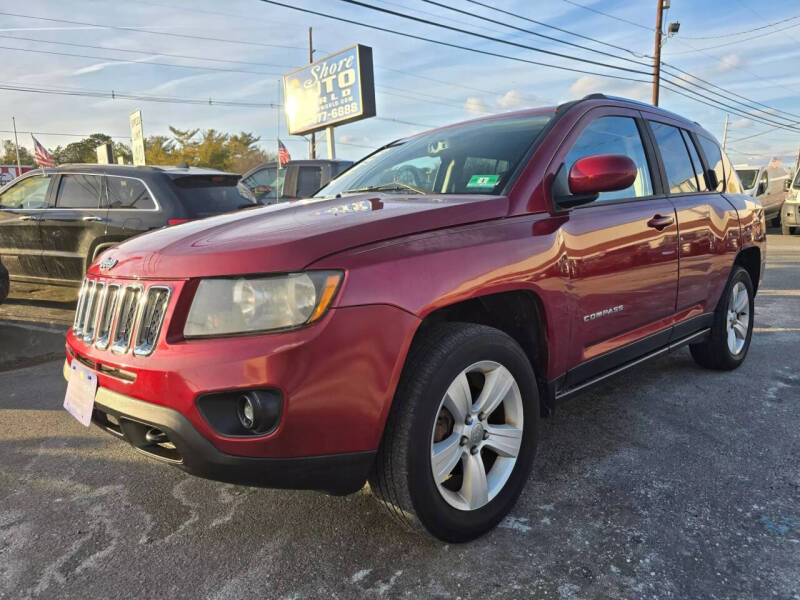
[757,170,768,196]
[295,166,323,198]
[106,177,155,209]
[681,131,709,192]
[697,135,725,192]
[56,174,103,208]
[649,122,699,194]
[564,116,653,202]
[0,175,52,208]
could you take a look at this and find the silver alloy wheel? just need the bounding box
[430,360,524,511]
[726,281,750,355]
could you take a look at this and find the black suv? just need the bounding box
[0,164,256,299]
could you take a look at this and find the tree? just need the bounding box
[144,135,175,166]
[51,133,125,164]
[0,140,34,165]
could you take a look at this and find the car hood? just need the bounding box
[90,194,509,279]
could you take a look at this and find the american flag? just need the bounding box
[277,138,291,166]
[31,135,55,168]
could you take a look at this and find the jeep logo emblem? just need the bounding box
[99,256,118,271]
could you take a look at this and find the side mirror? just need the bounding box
[757,182,767,196]
[554,154,638,209]
[785,179,791,191]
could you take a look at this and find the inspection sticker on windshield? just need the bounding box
[64,361,97,427]
[466,174,500,189]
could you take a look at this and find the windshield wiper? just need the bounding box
[343,182,428,195]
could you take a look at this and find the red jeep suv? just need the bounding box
[63,95,765,542]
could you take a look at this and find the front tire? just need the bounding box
[690,266,754,370]
[369,323,539,542]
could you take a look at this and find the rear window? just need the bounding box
[171,175,256,217]
[295,166,323,198]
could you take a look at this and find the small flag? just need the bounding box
[31,134,55,168]
[278,139,291,166]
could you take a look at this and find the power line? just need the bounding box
[660,62,800,122]
[448,0,800,127]
[0,10,306,51]
[557,0,654,32]
[0,44,282,77]
[679,14,800,40]
[258,0,652,85]
[0,33,296,70]
[666,19,800,53]
[0,129,130,139]
[0,82,279,108]
[426,0,649,63]
[336,0,651,76]
[726,126,787,144]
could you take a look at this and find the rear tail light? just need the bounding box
[167,218,192,226]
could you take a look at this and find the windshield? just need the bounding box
[735,169,759,190]
[172,175,257,217]
[316,113,554,197]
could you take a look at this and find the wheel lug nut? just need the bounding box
[465,416,473,425]
[460,436,468,446]
[483,431,489,440]
[470,446,479,455]
[478,412,486,421]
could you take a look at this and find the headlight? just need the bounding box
[184,271,342,338]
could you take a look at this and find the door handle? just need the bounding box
[18,214,41,221]
[647,214,674,230]
[82,216,105,222]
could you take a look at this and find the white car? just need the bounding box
[735,164,789,227]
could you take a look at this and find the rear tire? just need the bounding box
[690,266,754,370]
[781,222,794,235]
[369,323,539,542]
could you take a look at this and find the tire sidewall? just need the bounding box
[405,330,539,542]
[717,267,755,367]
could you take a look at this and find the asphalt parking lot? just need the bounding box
[1,234,798,600]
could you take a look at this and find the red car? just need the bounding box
[63,95,766,542]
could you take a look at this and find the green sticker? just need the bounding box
[466,174,500,188]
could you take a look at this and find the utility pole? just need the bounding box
[11,117,21,176]
[721,114,730,150]
[652,0,664,106]
[309,27,316,159]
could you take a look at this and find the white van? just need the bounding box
[782,168,799,235]
[735,164,789,226]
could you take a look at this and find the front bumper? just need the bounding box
[64,361,376,494]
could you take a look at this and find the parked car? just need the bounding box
[0,164,257,297]
[240,159,352,204]
[735,164,788,226]
[63,95,765,542]
[781,168,800,235]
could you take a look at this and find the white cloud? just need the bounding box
[730,118,752,130]
[716,54,743,73]
[464,96,489,115]
[497,90,526,110]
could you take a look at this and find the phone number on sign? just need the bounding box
[316,103,360,123]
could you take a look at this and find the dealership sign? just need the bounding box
[283,44,376,136]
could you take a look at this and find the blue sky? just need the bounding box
[2,0,799,168]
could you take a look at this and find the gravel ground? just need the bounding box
[0,234,798,599]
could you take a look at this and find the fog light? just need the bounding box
[236,391,281,434]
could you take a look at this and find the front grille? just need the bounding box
[73,278,172,358]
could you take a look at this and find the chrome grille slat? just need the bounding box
[111,285,143,354]
[72,279,90,336]
[95,284,120,350]
[73,278,170,358]
[134,286,172,357]
[82,282,105,343]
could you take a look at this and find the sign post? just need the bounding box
[282,44,375,158]
[129,109,146,166]
[96,143,113,164]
